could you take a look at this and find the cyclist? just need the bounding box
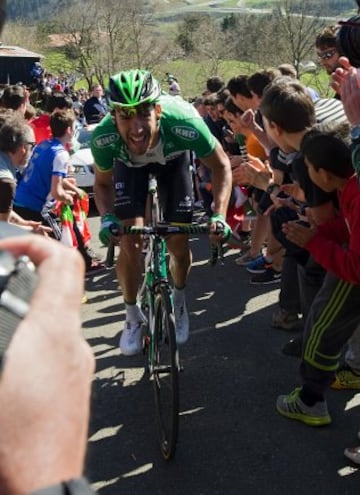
[91,69,232,356]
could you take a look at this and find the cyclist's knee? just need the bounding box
[120,234,143,255]
[166,234,189,252]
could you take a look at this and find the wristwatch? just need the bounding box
[266,183,280,196]
[350,125,360,142]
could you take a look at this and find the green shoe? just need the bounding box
[276,387,332,426]
[331,365,360,390]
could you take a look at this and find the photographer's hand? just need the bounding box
[0,235,95,495]
[332,57,360,126]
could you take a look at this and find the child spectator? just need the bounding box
[276,128,360,426]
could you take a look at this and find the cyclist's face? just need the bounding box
[114,103,161,155]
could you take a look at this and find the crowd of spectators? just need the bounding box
[190,21,360,465]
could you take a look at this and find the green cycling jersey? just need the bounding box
[91,93,217,172]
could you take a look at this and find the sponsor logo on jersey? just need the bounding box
[179,195,192,209]
[171,126,199,140]
[115,181,125,191]
[94,133,119,147]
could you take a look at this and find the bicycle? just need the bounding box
[108,176,224,460]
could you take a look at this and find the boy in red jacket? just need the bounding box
[277,128,360,427]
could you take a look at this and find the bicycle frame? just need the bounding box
[139,222,171,372]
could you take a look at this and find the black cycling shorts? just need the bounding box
[113,151,194,224]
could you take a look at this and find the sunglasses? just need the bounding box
[114,103,155,119]
[317,49,337,60]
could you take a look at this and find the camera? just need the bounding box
[337,14,360,67]
[0,223,39,368]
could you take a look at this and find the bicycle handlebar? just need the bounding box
[109,222,226,265]
[109,222,225,236]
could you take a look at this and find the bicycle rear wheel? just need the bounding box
[152,283,179,460]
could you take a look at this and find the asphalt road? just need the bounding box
[82,214,360,495]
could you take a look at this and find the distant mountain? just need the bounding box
[6,0,73,21]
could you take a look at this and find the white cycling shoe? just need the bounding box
[119,321,143,356]
[174,300,189,345]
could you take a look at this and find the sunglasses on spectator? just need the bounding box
[317,49,337,60]
[114,103,155,119]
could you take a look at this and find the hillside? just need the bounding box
[6,0,357,22]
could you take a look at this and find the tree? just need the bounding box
[175,14,204,56]
[54,0,172,89]
[274,0,326,75]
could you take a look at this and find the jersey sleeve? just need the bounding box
[90,115,120,173]
[160,95,217,159]
[52,149,70,177]
[167,115,217,159]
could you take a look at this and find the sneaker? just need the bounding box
[119,321,143,356]
[85,246,102,261]
[174,300,189,345]
[250,266,281,284]
[331,365,360,390]
[344,445,360,465]
[246,254,267,274]
[235,249,255,266]
[271,308,303,330]
[235,251,257,266]
[276,387,332,426]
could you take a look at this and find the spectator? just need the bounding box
[206,76,225,94]
[227,74,258,112]
[14,109,104,274]
[239,77,360,426]
[0,84,27,114]
[228,71,285,284]
[277,128,360,426]
[83,84,108,124]
[0,110,48,233]
[203,92,224,142]
[30,60,44,88]
[14,109,78,223]
[277,63,320,102]
[166,74,181,96]
[315,25,342,97]
[0,228,95,495]
[227,73,274,155]
[193,95,207,118]
[238,78,340,346]
[31,91,73,144]
[247,68,281,109]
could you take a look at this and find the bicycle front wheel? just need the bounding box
[152,283,179,460]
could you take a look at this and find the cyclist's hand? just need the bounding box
[99,213,122,246]
[209,213,232,242]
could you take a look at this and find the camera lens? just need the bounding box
[337,15,360,67]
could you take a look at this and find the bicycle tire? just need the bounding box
[152,283,179,460]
